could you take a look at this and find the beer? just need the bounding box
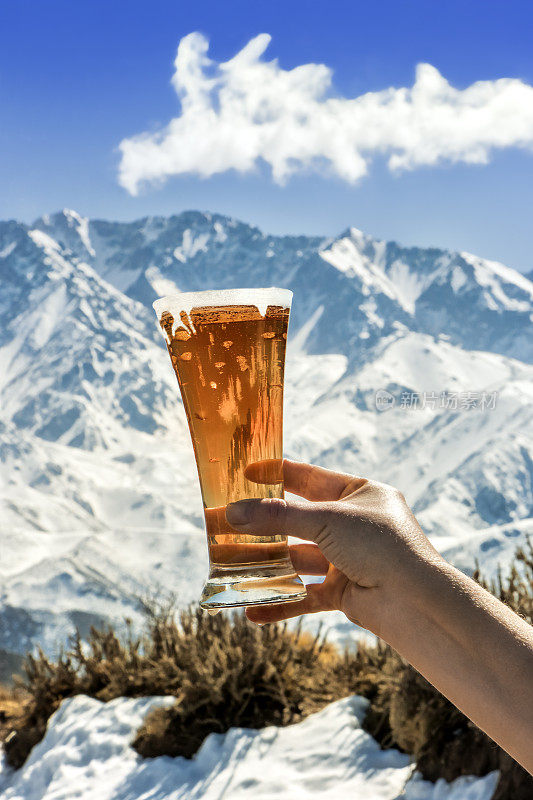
[153,288,307,609]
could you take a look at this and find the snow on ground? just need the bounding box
[0,695,499,800]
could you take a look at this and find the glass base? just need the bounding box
[199,559,307,609]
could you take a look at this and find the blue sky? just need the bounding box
[1,0,533,271]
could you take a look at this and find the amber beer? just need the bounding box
[153,288,307,608]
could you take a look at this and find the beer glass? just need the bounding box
[153,288,307,609]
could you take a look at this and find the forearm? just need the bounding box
[380,557,533,773]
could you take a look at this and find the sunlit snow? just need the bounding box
[0,695,499,800]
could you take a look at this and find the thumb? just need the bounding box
[225,497,338,544]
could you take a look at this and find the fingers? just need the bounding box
[289,543,329,575]
[225,496,332,542]
[282,460,358,500]
[244,458,358,500]
[245,583,327,624]
[244,458,367,501]
[244,459,283,484]
[244,458,368,502]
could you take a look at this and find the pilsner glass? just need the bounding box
[153,288,307,609]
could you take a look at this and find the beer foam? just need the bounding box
[153,287,292,338]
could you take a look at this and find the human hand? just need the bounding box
[227,461,533,774]
[225,460,444,637]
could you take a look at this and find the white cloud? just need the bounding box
[118,32,533,194]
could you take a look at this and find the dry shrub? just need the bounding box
[473,539,533,622]
[0,683,29,761]
[2,618,155,768]
[132,612,353,758]
[2,607,355,768]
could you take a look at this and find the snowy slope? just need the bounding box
[0,209,532,657]
[323,226,533,360]
[0,694,499,800]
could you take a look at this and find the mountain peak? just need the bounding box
[33,209,95,259]
[62,208,85,222]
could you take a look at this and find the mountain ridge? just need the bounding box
[0,208,531,656]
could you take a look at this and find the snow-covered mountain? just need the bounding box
[0,209,532,660]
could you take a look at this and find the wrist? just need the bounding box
[377,551,454,646]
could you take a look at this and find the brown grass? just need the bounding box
[0,607,356,768]
[0,684,30,761]
[132,614,354,759]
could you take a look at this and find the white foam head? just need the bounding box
[153,287,292,338]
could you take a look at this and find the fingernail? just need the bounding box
[226,500,254,525]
